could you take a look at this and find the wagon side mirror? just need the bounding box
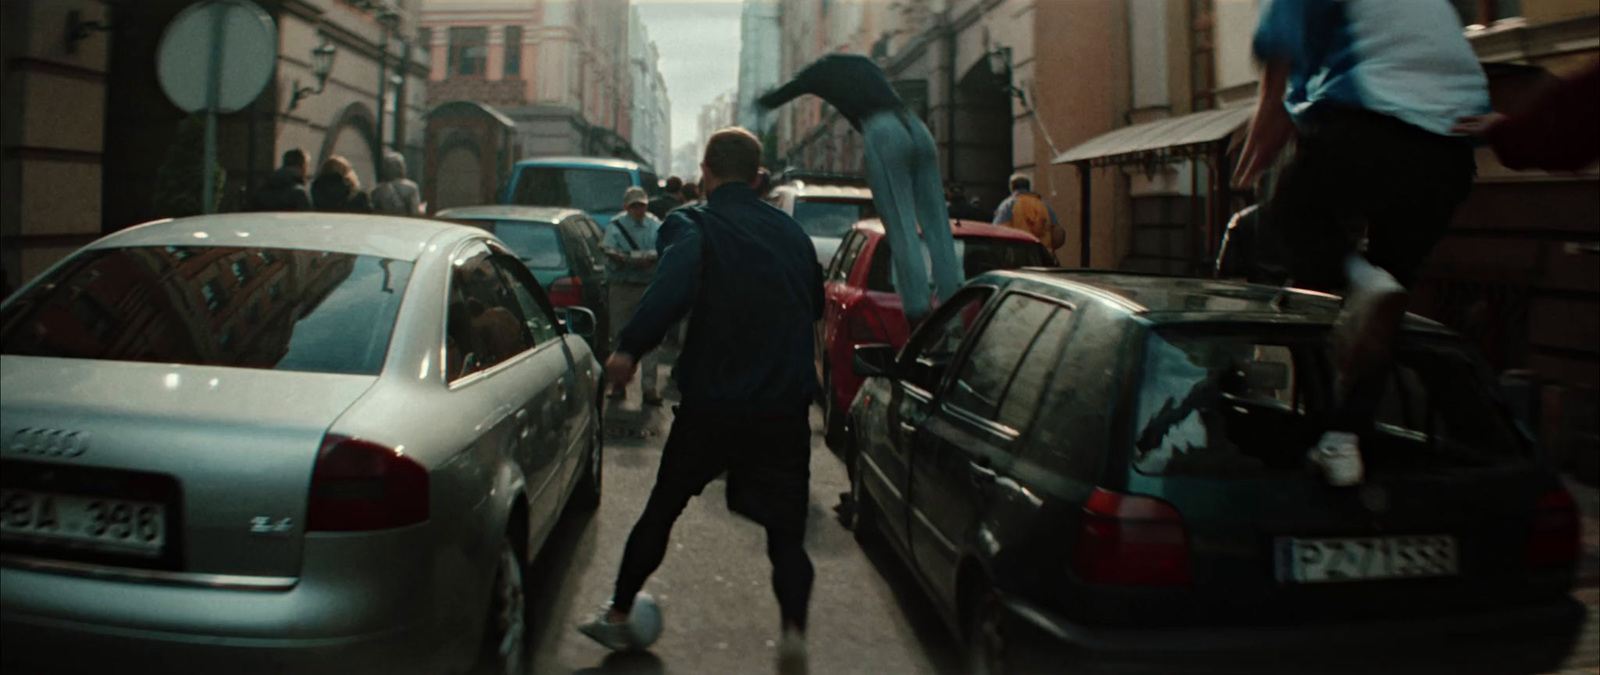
[853,344,898,379]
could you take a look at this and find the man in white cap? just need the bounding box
[604,186,665,404]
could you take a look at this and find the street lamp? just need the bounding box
[288,41,337,112]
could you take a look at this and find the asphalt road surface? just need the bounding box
[517,375,1600,675]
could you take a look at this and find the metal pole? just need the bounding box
[1077,161,1091,267]
[202,0,226,215]
[376,29,388,153]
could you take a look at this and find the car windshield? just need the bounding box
[866,237,1053,292]
[512,167,634,213]
[0,246,412,376]
[484,221,567,270]
[793,198,875,238]
[1131,329,1527,477]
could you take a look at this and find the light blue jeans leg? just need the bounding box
[907,115,962,302]
[862,112,933,321]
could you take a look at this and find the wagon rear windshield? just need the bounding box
[1,246,412,375]
[1131,329,1526,477]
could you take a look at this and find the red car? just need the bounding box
[819,219,1057,446]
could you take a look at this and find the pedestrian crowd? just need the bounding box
[244,148,424,216]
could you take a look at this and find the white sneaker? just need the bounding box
[777,627,807,675]
[1308,431,1364,487]
[1334,256,1409,378]
[576,593,663,651]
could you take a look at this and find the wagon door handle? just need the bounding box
[969,460,997,487]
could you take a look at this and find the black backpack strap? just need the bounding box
[613,221,641,251]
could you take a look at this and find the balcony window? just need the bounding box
[449,26,488,77]
[505,26,523,77]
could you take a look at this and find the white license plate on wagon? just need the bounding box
[0,489,166,557]
[1277,535,1457,584]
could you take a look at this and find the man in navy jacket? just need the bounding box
[580,127,822,675]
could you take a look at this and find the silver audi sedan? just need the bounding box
[0,213,603,674]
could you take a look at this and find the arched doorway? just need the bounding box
[319,102,380,192]
[435,138,483,211]
[953,60,1015,214]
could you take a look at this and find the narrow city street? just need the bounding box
[522,379,961,675]
[515,374,1600,675]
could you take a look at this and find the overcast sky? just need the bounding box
[635,0,744,174]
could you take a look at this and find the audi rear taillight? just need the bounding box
[1526,488,1579,568]
[307,435,429,531]
[1073,488,1191,586]
[549,276,584,307]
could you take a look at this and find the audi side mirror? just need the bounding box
[852,344,898,379]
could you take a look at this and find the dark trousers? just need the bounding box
[611,410,815,630]
[1263,106,1476,431]
[1263,105,1476,292]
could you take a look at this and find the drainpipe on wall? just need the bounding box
[944,9,957,182]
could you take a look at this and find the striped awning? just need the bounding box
[1051,106,1254,167]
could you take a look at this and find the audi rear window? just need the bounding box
[1132,329,1526,477]
[793,199,876,238]
[484,221,567,270]
[1,246,412,376]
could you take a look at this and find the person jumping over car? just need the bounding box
[1233,0,1489,486]
[757,53,961,322]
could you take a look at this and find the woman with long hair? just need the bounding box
[310,156,373,213]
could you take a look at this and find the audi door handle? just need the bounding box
[899,422,917,434]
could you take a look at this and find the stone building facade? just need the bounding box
[2,0,430,289]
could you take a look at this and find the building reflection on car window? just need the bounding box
[0,246,411,376]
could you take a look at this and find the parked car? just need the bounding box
[765,174,876,268]
[0,213,605,675]
[502,156,660,225]
[819,219,1055,447]
[438,204,613,360]
[845,270,1584,675]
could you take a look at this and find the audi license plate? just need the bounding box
[1277,535,1457,584]
[0,489,166,557]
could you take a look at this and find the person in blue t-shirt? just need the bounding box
[1233,0,1489,487]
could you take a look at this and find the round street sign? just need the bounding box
[155,0,278,114]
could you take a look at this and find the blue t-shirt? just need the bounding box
[1253,0,1490,136]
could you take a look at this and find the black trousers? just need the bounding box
[1263,105,1476,292]
[1263,106,1476,432]
[611,409,815,630]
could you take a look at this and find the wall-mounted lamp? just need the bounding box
[64,9,112,55]
[287,41,338,112]
[986,46,1028,107]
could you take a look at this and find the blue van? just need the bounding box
[502,156,662,225]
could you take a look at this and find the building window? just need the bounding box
[417,26,431,47]
[449,26,488,77]
[505,26,523,77]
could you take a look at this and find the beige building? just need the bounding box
[2,0,429,290]
[420,0,634,159]
[696,90,738,156]
[775,0,1128,264]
